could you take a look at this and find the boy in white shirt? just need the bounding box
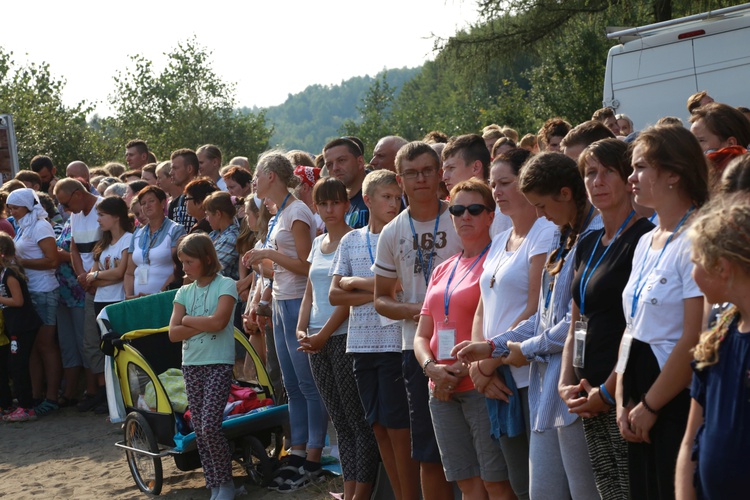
[330,170,415,499]
[373,143,462,500]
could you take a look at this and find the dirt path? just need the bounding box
[0,408,341,499]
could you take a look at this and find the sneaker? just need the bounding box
[268,454,305,491]
[33,399,60,417]
[3,407,36,422]
[276,462,325,494]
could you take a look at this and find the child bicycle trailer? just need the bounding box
[99,290,288,495]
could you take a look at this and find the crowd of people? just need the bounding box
[0,92,749,500]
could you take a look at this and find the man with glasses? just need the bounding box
[323,137,369,229]
[373,141,462,500]
[168,149,199,233]
[53,177,106,413]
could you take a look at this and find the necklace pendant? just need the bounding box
[489,276,495,288]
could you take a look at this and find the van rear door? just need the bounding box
[693,24,750,106]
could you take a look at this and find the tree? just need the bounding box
[340,72,396,158]
[438,1,737,72]
[108,38,272,163]
[0,48,106,170]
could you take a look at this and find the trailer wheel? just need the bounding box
[124,412,163,495]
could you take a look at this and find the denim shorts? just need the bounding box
[30,289,60,326]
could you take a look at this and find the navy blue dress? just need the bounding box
[691,315,750,499]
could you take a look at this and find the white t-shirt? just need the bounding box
[94,232,133,303]
[480,217,556,387]
[70,197,103,273]
[307,234,348,335]
[216,177,228,191]
[14,220,58,292]
[129,219,185,296]
[269,200,316,300]
[332,227,402,353]
[621,227,702,369]
[373,203,462,350]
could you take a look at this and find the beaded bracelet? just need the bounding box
[641,393,660,415]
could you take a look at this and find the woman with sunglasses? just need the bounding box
[414,178,514,499]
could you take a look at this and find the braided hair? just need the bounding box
[690,195,750,369]
[518,152,590,276]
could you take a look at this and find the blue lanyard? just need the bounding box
[630,207,694,319]
[648,212,658,223]
[443,243,491,321]
[140,220,169,265]
[408,199,442,286]
[579,211,635,316]
[264,193,291,249]
[365,229,375,265]
[542,206,595,311]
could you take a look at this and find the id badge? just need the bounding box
[573,319,587,368]
[615,332,634,374]
[437,322,456,360]
[135,264,149,285]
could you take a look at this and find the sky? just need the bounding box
[1,0,480,116]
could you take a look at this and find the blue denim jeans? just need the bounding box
[273,298,328,449]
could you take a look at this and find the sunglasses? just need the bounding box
[448,204,490,217]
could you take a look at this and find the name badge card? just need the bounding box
[437,322,457,360]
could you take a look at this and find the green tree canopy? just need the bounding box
[0,48,106,169]
[107,38,271,164]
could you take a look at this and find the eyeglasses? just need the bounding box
[448,204,491,217]
[399,168,437,180]
[184,197,194,202]
[59,188,81,210]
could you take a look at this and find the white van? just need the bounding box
[603,3,750,131]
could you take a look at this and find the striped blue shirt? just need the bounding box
[491,214,603,431]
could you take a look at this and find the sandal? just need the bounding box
[3,407,36,422]
[33,399,60,417]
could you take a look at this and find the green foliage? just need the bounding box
[108,38,271,163]
[0,48,106,169]
[340,72,396,158]
[259,67,420,154]
[524,14,613,125]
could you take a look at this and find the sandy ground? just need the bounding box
[0,407,342,499]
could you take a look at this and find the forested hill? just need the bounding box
[241,67,421,154]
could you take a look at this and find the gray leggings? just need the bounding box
[528,418,599,500]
